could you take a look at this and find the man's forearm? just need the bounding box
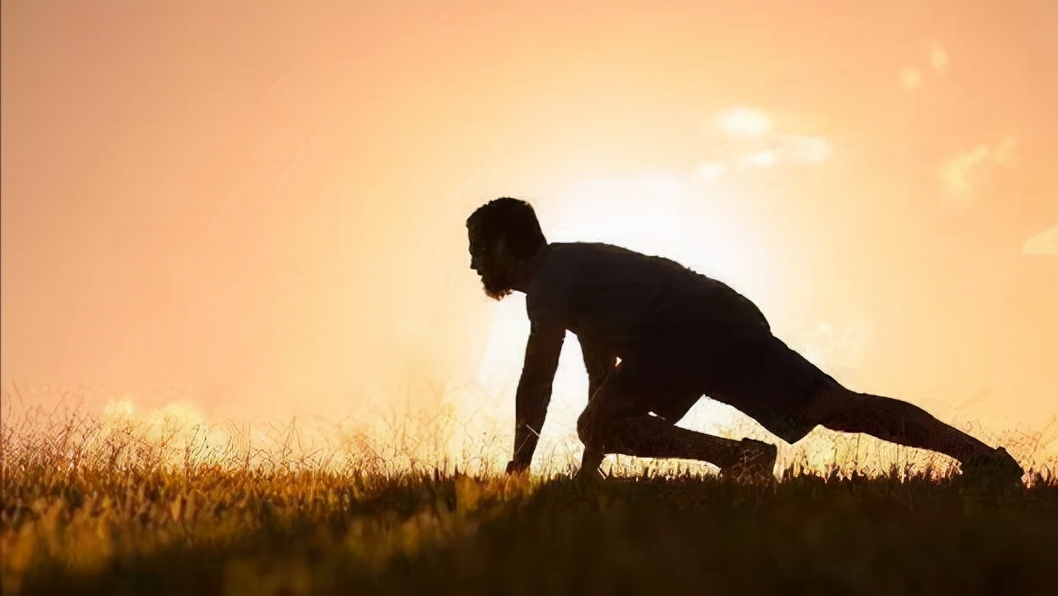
[509,319,564,470]
[511,381,552,467]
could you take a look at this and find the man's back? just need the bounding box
[526,242,770,353]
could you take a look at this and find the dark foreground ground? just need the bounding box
[3,465,1057,596]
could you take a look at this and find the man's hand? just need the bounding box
[505,460,530,475]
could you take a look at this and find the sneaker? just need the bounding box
[720,438,778,485]
[960,447,1024,489]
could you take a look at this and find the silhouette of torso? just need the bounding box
[525,243,770,357]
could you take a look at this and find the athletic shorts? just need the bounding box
[609,330,837,444]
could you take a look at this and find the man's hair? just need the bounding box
[466,197,547,259]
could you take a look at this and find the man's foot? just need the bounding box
[960,447,1024,489]
[720,438,777,485]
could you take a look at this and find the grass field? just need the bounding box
[3,401,1057,595]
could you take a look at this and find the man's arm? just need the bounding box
[508,320,565,472]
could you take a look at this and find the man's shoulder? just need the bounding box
[529,242,672,298]
[543,241,645,264]
[546,241,702,278]
[526,243,608,320]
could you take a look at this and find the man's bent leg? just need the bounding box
[575,385,774,480]
[807,384,995,463]
[579,410,743,464]
[579,447,605,479]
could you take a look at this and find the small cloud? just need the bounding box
[694,162,727,180]
[739,136,832,169]
[900,68,923,90]
[717,106,770,136]
[781,134,832,163]
[927,40,949,71]
[1023,224,1058,256]
[940,137,1018,205]
[742,150,776,167]
[704,106,831,172]
[942,145,992,195]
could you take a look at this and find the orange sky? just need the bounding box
[2,2,1056,433]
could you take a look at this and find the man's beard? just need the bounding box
[479,267,513,301]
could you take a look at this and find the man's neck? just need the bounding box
[511,243,549,293]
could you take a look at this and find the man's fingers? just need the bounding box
[505,460,529,475]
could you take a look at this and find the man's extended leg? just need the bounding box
[805,383,998,463]
[704,332,1023,486]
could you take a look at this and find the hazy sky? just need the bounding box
[2,2,1055,432]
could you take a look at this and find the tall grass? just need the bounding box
[2,389,1056,594]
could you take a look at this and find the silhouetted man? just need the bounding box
[466,197,1024,485]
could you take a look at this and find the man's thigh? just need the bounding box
[598,353,703,423]
[705,335,838,443]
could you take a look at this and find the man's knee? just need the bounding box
[578,380,641,446]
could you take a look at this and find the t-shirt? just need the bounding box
[525,242,770,356]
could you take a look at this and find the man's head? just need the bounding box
[466,197,547,300]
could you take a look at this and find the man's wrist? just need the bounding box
[511,448,533,468]
[513,423,538,466]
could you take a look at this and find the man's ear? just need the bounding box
[493,231,509,259]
